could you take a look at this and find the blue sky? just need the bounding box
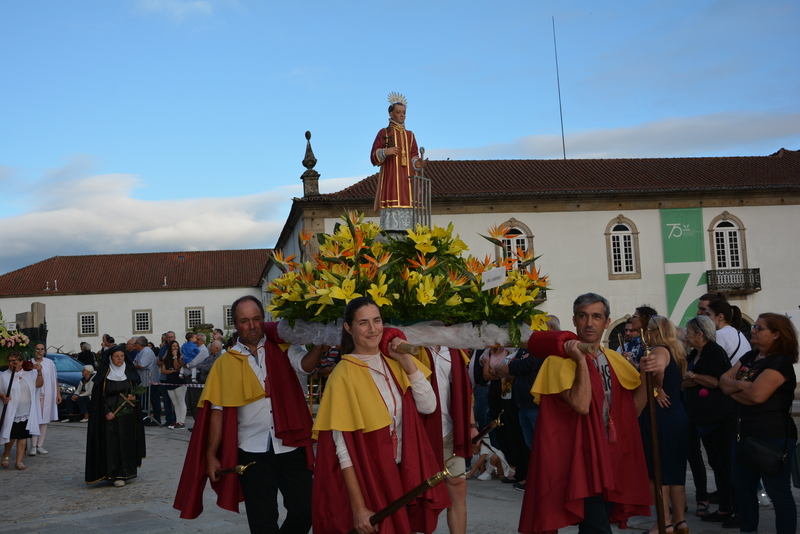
[1,0,798,275]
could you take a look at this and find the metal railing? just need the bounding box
[412,174,431,229]
[706,268,761,294]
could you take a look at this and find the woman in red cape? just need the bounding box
[312,297,449,534]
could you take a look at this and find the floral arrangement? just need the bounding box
[266,211,549,346]
[0,309,31,366]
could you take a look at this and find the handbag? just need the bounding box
[735,407,791,478]
[735,435,787,477]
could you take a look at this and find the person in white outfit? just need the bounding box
[1,351,43,470]
[705,299,751,365]
[28,342,61,455]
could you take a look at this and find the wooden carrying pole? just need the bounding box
[642,330,667,534]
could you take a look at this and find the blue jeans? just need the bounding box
[473,384,498,448]
[731,436,797,534]
[518,406,538,448]
[158,384,176,425]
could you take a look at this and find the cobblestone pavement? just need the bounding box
[1,418,796,533]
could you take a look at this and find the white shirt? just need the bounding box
[187,344,209,369]
[333,353,436,468]
[716,325,751,365]
[212,336,309,454]
[432,346,453,437]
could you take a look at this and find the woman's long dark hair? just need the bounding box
[340,297,380,355]
[164,340,181,369]
[707,299,743,329]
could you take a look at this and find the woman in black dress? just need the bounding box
[638,315,689,534]
[85,345,146,487]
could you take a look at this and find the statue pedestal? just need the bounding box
[379,208,414,233]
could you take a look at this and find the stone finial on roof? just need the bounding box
[301,131,320,197]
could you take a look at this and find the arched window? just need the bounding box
[604,215,641,280]
[708,211,747,269]
[495,218,534,270]
[713,221,740,268]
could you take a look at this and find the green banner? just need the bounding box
[661,208,707,326]
[660,208,705,263]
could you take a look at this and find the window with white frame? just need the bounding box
[223,306,234,328]
[604,215,641,280]
[502,228,528,270]
[186,307,204,330]
[494,218,534,271]
[610,224,635,274]
[132,310,152,334]
[713,220,741,268]
[78,312,97,337]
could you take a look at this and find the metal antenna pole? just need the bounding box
[552,16,566,160]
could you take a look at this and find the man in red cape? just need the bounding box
[519,293,652,534]
[173,296,324,533]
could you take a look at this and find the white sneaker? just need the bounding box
[36,446,48,455]
[477,471,492,481]
[28,448,36,456]
[113,480,125,487]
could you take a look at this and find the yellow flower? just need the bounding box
[444,293,462,306]
[367,274,392,307]
[329,278,362,303]
[446,237,468,255]
[407,227,437,254]
[498,285,535,307]
[529,313,549,331]
[431,223,452,239]
[415,275,437,306]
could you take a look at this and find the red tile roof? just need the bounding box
[0,249,271,298]
[310,148,800,201]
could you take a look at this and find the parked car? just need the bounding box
[45,353,85,419]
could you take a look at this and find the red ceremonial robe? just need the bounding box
[518,349,651,534]
[371,123,419,211]
[313,355,450,534]
[173,322,313,519]
[380,328,473,465]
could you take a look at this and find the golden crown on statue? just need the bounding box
[387,92,407,107]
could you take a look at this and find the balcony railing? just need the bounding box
[706,268,761,295]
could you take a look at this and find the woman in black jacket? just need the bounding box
[682,315,735,525]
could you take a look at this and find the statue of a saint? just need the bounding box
[370,93,424,230]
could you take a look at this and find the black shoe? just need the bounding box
[721,514,740,529]
[500,477,518,484]
[513,481,526,492]
[701,510,731,522]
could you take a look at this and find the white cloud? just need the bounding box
[3,110,795,275]
[0,163,365,276]
[428,112,800,161]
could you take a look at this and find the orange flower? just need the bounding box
[407,252,438,272]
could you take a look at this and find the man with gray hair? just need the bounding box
[519,293,654,534]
